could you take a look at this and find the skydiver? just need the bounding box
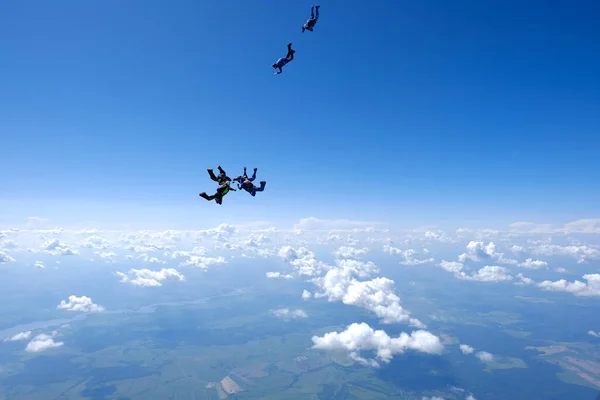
[238,179,266,197]
[302,5,320,33]
[272,43,295,75]
[199,181,236,205]
[207,166,231,184]
[233,166,258,184]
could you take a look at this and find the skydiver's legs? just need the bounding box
[207,169,218,182]
[286,43,295,60]
[217,166,226,175]
[256,181,266,192]
[314,5,319,21]
[215,195,223,205]
[199,192,216,201]
[311,5,314,19]
[249,168,257,181]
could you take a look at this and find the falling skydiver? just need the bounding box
[233,166,257,184]
[302,5,320,33]
[238,179,266,197]
[272,43,295,75]
[199,181,236,205]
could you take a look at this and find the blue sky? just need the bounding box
[1,0,599,229]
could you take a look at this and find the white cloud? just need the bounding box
[515,273,534,286]
[95,251,117,262]
[385,245,435,266]
[301,289,312,300]
[538,274,600,297]
[422,397,445,400]
[266,272,293,279]
[532,244,600,264]
[518,258,548,269]
[460,344,474,355]
[438,261,513,283]
[34,261,45,269]
[270,308,308,319]
[466,396,477,400]
[25,333,63,353]
[116,268,185,287]
[588,330,599,337]
[475,351,494,362]
[312,322,443,367]
[4,331,32,342]
[0,250,16,263]
[334,246,368,260]
[278,246,328,277]
[555,267,567,273]
[57,295,104,313]
[179,255,225,269]
[80,235,112,249]
[42,238,78,256]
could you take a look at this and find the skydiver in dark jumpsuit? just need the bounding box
[272,43,295,75]
[199,181,236,205]
[207,166,231,184]
[302,5,320,33]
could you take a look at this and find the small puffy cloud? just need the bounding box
[278,246,328,277]
[334,246,368,260]
[439,260,464,274]
[116,268,185,287]
[555,267,567,273]
[80,235,112,249]
[312,322,443,367]
[538,274,600,297]
[460,344,475,355]
[518,258,548,269]
[515,273,534,286]
[466,396,477,400]
[95,251,117,262]
[270,308,308,319]
[588,330,600,337]
[468,266,513,282]
[179,255,225,269]
[34,261,45,269]
[301,289,312,300]
[4,331,32,342]
[385,245,435,266]
[475,351,494,362]
[458,241,498,262]
[266,272,293,279]
[42,239,78,256]
[57,295,104,313]
[25,333,63,353]
[0,250,16,263]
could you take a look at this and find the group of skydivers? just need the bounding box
[199,166,266,205]
[272,5,321,74]
[200,6,321,205]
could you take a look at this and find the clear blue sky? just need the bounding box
[1,0,599,229]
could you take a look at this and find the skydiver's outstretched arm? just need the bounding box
[237,183,242,190]
[207,169,219,182]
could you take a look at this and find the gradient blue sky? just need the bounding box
[2,0,599,229]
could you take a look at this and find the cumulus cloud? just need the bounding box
[588,330,600,337]
[42,238,78,256]
[515,273,534,286]
[266,272,293,279]
[25,333,63,353]
[538,274,600,297]
[34,261,45,269]
[460,344,475,355]
[80,235,112,249]
[531,244,600,264]
[278,246,328,277]
[384,245,435,266]
[1,250,16,263]
[179,255,225,269]
[301,289,312,300]
[95,251,117,262]
[335,246,369,260]
[4,331,32,342]
[311,322,443,367]
[438,261,513,283]
[475,351,494,362]
[270,308,308,319]
[518,258,548,269]
[57,295,104,313]
[115,268,185,287]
